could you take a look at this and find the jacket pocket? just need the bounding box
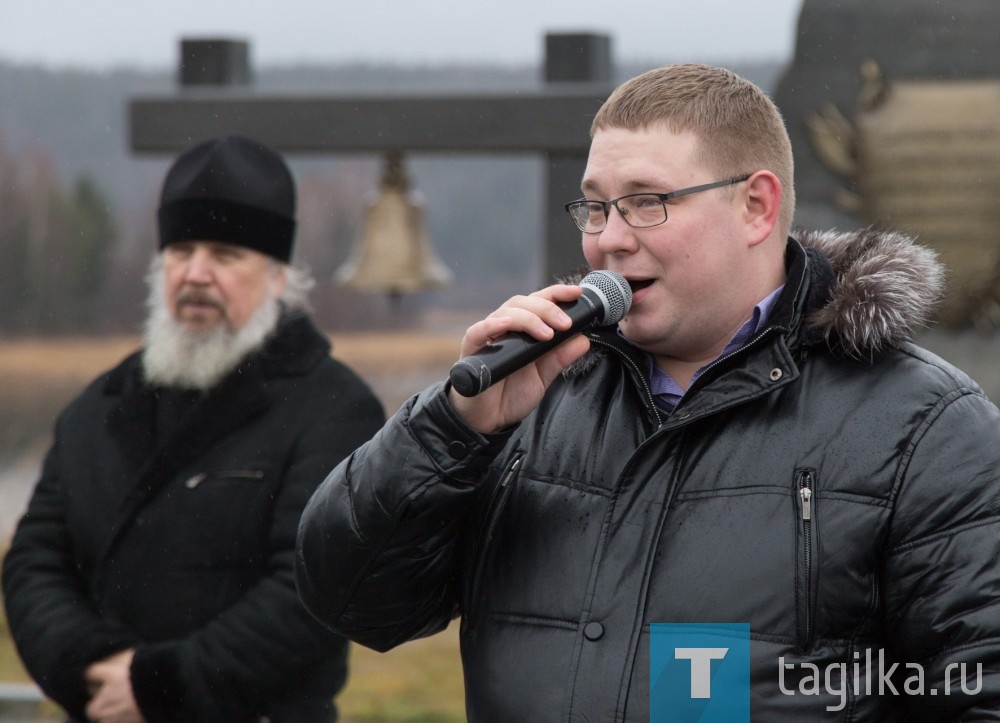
[465,450,524,629]
[183,469,265,489]
[794,467,816,652]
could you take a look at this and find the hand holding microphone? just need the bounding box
[449,270,632,398]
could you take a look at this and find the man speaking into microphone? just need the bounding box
[297,64,1000,720]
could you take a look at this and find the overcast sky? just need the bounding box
[0,0,804,71]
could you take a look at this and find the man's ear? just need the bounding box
[270,262,289,299]
[742,171,781,247]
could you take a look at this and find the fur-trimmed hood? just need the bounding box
[796,226,944,357]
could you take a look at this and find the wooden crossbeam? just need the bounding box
[129,89,608,154]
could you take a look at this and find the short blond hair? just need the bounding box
[593,64,795,236]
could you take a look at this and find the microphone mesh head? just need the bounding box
[580,270,632,325]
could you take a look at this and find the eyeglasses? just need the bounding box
[563,174,752,234]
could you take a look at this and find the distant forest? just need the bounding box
[0,58,786,335]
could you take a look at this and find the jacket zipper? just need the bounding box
[184,469,265,489]
[587,335,663,426]
[796,468,815,650]
[466,451,524,628]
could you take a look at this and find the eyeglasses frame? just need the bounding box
[563,173,753,233]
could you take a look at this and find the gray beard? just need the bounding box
[141,273,282,391]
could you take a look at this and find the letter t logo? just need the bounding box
[674,647,729,698]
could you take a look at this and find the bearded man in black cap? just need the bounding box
[2,135,385,723]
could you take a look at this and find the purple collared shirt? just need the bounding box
[642,285,784,413]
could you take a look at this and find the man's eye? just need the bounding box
[634,195,663,209]
[168,243,194,257]
[213,247,243,261]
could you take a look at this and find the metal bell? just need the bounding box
[335,151,452,294]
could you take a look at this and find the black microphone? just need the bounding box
[449,270,632,397]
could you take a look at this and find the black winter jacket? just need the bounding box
[3,313,385,722]
[297,230,1000,721]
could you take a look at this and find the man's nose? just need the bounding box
[596,206,638,253]
[183,247,215,283]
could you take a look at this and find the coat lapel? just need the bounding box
[100,354,271,565]
[97,312,327,566]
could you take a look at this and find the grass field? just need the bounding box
[0,331,469,722]
[0,607,466,722]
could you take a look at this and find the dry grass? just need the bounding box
[0,330,462,377]
[0,332,469,722]
[0,336,141,378]
[340,623,466,722]
[0,329,463,417]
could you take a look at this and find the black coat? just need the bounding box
[297,231,1000,721]
[3,312,385,722]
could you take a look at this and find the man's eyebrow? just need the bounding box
[580,178,668,196]
[622,178,669,193]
